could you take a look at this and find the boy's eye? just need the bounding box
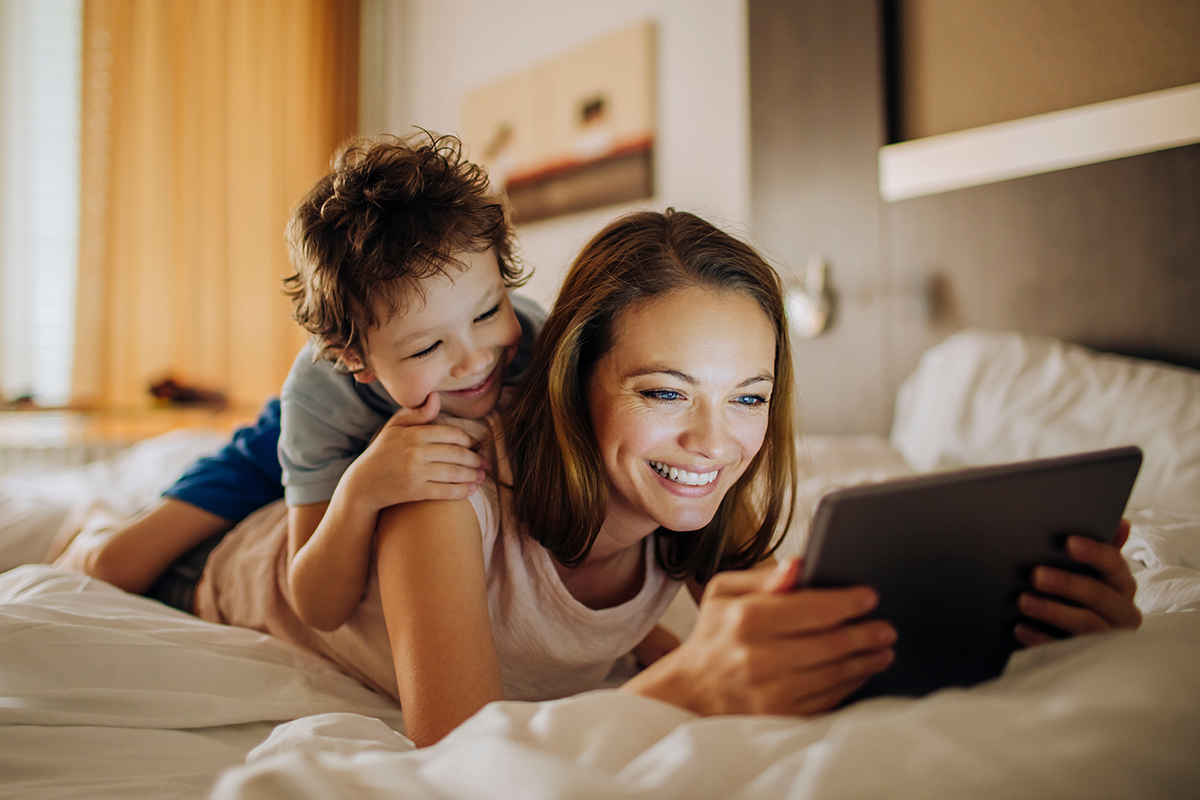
[410,341,442,359]
[475,304,501,323]
[641,389,683,402]
[733,394,769,407]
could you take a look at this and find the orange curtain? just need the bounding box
[73,0,359,410]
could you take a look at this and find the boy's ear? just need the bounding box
[333,349,375,383]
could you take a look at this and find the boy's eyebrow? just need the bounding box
[629,367,774,388]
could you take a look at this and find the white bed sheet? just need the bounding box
[0,565,405,800]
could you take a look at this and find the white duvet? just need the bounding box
[2,330,1199,799]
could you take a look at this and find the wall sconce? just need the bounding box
[786,255,835,338]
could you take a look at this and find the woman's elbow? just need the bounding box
[288,572,348,631]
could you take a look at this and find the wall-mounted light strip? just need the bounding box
[879,82,1200,202]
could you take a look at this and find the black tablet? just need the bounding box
[799,445,1143,701]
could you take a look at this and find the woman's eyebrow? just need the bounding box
[628,368,774,388]
[738,374,775,388]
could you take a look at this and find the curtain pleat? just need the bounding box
[73,0,359,409]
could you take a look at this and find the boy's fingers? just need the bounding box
[419,462,487,486]
[382,424,477,451]
[415,442,485,469]
[421,392,441,419]
[412,481,478,502]
[384,393,442,428]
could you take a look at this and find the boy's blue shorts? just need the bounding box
[163,397,284,523]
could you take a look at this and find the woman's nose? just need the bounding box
[679,404,733,461]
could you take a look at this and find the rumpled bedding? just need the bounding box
[2,329,1198,799]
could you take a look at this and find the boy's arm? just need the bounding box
[375,497,502,747]
[287,400,486,630]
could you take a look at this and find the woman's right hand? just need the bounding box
[621,558,896,717]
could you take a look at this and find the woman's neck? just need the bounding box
[553,541,647,610]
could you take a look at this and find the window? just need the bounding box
[0,0,81,406]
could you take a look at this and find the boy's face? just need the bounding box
[349,248,522,419]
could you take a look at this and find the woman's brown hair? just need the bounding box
[503,209,798,583]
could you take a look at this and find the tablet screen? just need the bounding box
[800,445,1142,701]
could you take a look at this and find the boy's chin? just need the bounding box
[438,389,501,420]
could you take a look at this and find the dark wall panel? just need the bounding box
[749,0,891,434]
[886,143,1200,378]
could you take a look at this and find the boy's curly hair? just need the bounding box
[284,131,526,365]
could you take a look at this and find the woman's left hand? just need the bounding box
[1014,518,1142,647]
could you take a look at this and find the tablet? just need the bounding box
[799,445,1143,701]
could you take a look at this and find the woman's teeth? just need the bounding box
[650,461,718,486]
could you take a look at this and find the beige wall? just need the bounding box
[381,0,752,311]
[897,0,1200,139]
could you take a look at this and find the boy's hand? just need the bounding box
[1014,519,1142,647]
[349,393,486,511]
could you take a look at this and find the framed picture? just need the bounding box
[463,21,656,224]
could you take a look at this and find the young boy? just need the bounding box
[54,132,545,628]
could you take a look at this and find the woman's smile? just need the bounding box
[648,461,720,489]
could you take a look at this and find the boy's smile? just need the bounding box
[349,248,521,420]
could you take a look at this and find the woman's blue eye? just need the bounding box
[734,394,769,406]
[642,389,682,402]
[475,304,500,323]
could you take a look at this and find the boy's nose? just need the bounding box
[451,340,492,379]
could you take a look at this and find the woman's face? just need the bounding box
[587,286,777,545]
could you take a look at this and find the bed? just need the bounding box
[2,329,1198,799]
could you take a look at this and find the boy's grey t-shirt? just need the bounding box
[278,293,545,505]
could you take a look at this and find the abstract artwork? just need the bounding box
[462,21,656,224]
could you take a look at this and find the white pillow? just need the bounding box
[890,330,1200,513]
